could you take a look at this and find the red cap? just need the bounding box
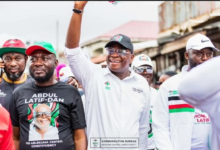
[2,39,26,48]
[0,39,26,57]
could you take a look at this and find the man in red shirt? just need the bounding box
[0,106,15,150]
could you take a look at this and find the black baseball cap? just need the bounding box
[105,34,134,53]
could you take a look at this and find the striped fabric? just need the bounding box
[168,93,194,113]
[169,104,194,113]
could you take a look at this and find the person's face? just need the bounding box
[135,65,153,85]
[185,48,213,69]
[29,50,58,83]
[106,43,134,73]
[35,104,51,129]
[159,74,170,83]
[156,74,171,89]
[2,52,27,81]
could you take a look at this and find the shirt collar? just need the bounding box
[3,73,27,84]
[181,65,189,76]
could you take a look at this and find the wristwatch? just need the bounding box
[72,9,83,14]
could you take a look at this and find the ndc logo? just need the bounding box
[93,139,98,147]
[139,56,149,61]
[90,138,100,148]
[111,35,123,42]
[105,81,111,90]
[168,90,178,96]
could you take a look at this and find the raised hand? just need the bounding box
[66,1,88,48]
[74,1,88,10]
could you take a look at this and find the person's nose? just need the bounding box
[142,70,148,75]
[35,58,44,66]
[201,53,209,61]
[9,59,17,67]
[111,51,120,57]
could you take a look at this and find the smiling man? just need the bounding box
[64,1,150,150]
[153,33,219,150]
[131,54,157,150]
[10,41,87,150]
[29,103,59,141]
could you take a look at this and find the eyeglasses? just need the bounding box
[133,66,153,74]
[35,111,51,118]
[106,48,130,56]
[193,51,213,58]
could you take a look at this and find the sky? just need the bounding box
[0,1,164,52]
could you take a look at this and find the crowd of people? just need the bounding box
[0,1,220,150]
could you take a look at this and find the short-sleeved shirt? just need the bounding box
[10,81,86,150]
[0,73,33,111]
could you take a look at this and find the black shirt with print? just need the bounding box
[0,73,33,111]
[10,81,86,150]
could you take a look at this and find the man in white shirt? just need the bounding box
[178,55,220,150]
[153,33,218,150]
[64,1,150,150]
[131,54,157,150]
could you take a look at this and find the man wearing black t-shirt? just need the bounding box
[10,41,87,150]
[0,39,79,112]
[0,39,33,111]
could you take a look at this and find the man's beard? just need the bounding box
[189,58,198,69]
[30,66,55,83]
[5,70,24,81]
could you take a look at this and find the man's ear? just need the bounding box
[130,54,135,64]
[55,59,58,68]
[184,52,189,60]
[25,55,28,62]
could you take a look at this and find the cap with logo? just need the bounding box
[0,39,26,57]
[186,33,219,51]
[105,34,134,53]
[25,41,57,57]
[131,54,153,69]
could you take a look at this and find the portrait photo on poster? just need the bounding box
[27,102,59,141]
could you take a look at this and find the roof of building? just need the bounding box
[81,21,159,47]
[98,21,159,40]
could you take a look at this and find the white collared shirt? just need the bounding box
[64,47,150,150]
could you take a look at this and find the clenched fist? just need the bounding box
[74,1,88,10]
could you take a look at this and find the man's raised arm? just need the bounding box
[66,1,88,49]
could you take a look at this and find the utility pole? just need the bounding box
[56,20,59,60]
